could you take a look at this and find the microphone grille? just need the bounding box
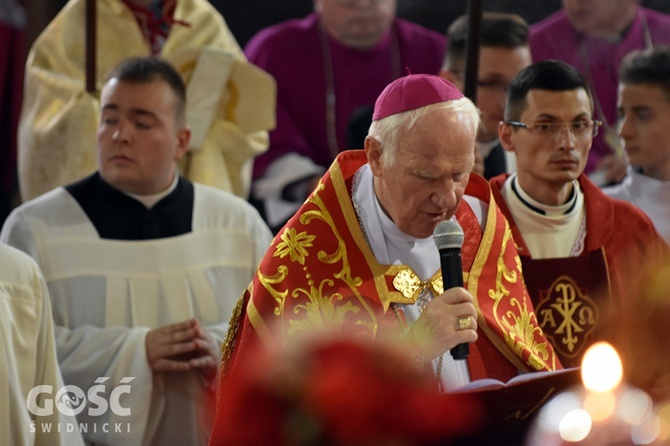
[432,220,464,250]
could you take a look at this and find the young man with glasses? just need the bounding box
[441,12,531,179]
[490,60,667,368]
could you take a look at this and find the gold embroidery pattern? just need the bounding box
[260,180,379,337]
[490,228,553,370]
[219,292,247,381]
[503,302,552,371]
[536,275,598,360]
[288,284,361,337]
[274,228,315,265]
[392,268,444,302]
[258,265,289,317]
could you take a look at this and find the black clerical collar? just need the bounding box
[511,176,578,216]
[66,173,194,240]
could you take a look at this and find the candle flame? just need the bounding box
[581,342,623,392]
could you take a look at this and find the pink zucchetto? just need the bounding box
[372,74,464,121]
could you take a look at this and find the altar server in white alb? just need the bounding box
[1,56,272,446]
[0,244,85,446]
[603,45,670,243]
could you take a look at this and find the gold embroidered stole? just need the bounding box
[457,176,561,373]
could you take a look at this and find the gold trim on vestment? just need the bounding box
[219,292,246,383]
[467,187,556,372]
[330,160,427,311]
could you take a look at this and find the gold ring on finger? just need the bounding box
[457,315,473,331]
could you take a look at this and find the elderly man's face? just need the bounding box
[97,78,190,195]
[366,107,476,239]
[315,0,396,50]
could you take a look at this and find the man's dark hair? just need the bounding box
[619,45,670,102]
[505,60,594,121]
[104,56,187,125]
[444,12,529,70]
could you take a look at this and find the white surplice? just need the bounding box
[603,167,670,243]
[1,184,272,445]
[0,244,85,446]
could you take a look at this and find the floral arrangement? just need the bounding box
[213,333,483,445]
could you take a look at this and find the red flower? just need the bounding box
[213,335,482,445]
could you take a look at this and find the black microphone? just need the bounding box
[432,220,469,360]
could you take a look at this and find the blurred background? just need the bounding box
[5,0,670,226]
[21,0,670,49]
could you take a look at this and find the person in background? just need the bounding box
[209,74,561,445]
[1,243,85,446]
[441,11,531,179]
[491,60,668,368]
[0,0,24,224]
[603,45,670,243]
[529,0,670,187]
[19,0,276,202]
[246,0,446,232]
[2,56,273,446]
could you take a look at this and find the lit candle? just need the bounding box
[525,342,662,445]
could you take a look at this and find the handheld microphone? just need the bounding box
[432,220,469,360]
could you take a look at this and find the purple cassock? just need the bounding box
[246,12,447,182]
[530,6,670,176]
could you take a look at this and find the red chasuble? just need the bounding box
[490,173,669,368]
[220,152,560,392]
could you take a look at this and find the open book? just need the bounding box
[448,367,582,444]
[457,367,580,392]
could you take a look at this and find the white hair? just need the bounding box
[368,97,480,167]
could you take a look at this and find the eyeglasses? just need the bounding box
[334,0,389,6]
[477,79,509,93]
[504,119,602,139]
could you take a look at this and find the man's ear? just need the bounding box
[174,126,191,161]
[498,121,516,153]
[365,136,383,176]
